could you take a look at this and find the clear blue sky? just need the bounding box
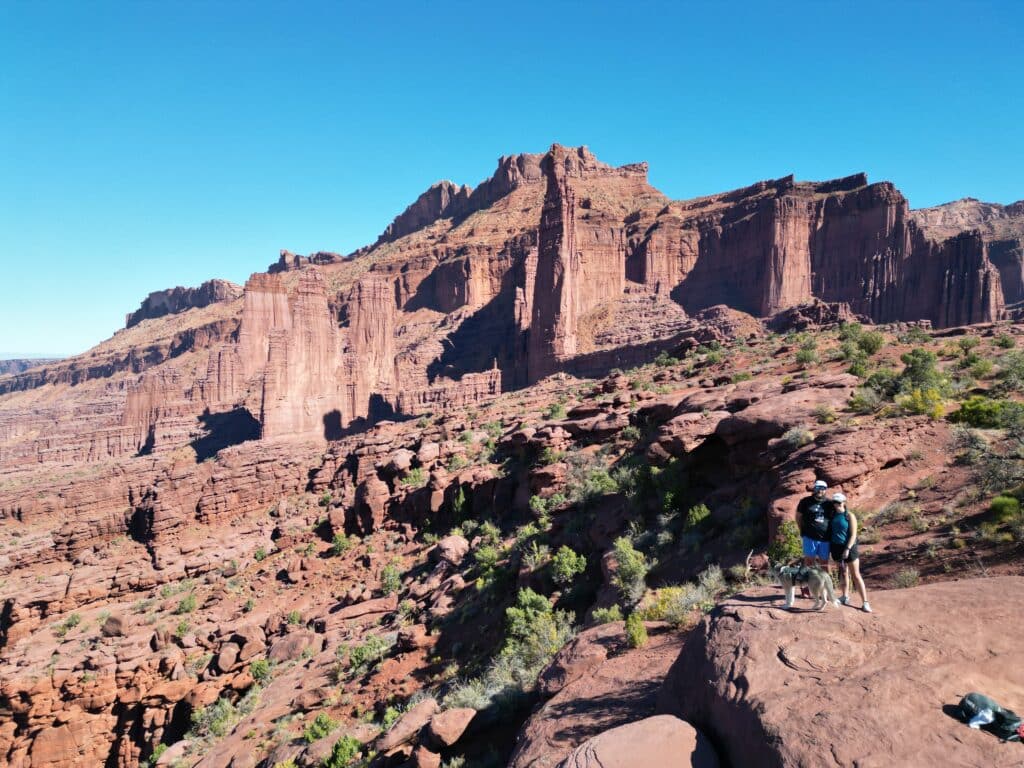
[2,0,1022,357]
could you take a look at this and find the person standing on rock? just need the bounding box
[796,480,834,596]
[830,492,871,613]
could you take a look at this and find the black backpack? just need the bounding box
[958,692,1023,742]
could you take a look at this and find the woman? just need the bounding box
[830,493,871,613]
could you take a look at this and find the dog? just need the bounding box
[772,563,839,611]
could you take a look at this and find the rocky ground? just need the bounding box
[4,312,1024,767]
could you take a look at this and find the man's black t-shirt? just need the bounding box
[797,495,833,541]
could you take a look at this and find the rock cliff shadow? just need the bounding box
[191,408,261,461]
[540,677,661,745]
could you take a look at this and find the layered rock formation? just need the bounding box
[0,358,61,375]
[125,279,242,328]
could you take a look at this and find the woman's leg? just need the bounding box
[840,560,850,599]
[849,559,868,604]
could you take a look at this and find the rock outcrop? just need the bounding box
[125,279,242,328]
[657,578,1024,768]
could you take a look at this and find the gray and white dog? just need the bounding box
[772,563,839,611]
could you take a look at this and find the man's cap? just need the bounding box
[813,480,828,490]
[832,492,847,503]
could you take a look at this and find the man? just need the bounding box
[795,479,834,597]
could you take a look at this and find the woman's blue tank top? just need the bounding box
[831,511,850,545]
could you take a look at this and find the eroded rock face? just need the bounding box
[125,280,243,328]
[657,578,1024,768]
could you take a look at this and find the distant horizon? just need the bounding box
[3,0,1022,356]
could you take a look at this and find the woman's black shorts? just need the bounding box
[831,542,859,562]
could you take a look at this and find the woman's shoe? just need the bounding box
[862,601,872,613]
[839,595,850,606]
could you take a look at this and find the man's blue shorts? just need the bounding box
[802,537,830,560]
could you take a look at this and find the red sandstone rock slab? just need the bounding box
[557,715,719,768]
[657,577,1024,768]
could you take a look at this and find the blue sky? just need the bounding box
[1,0,1022,357]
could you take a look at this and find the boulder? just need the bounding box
[376,697,439,752]
[100,614,126,637]
[432,535,469,567]
[426,707,477,748]
[557,715,718,768]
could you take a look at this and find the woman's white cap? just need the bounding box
[832,492,847,503]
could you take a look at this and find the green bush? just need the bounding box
[254,547,267,562]
[381,563,402,596]
[591,605,623,624]
[685,503,710,529]
[322,735,362,768]
[175,593,197,614]
[990,495,1021,523]
[304,712,339,743]
[893,568,920,588]
[899,348,945,393]
[538,446,565,465]
[795,348,818,366]
[611,537,649,605]
[401,468,426,488]
[250,658,272,683]
[330,533,354,557]
[287,610,302,625]
[625,612,648,648]
[957,336,981,354]
[54,613,82,638]
[858,331,885,355]
[848,387,883,414]
[995,334,1016,349]
[543,403,567,420]
[813,404,837,424]
[190,695,244,740]
[999,350,1024,392]
[896,388,944,419]
[550,546,587,586]
[950,395,1016,428]
[501,588,575,682]
[346,635,393,673]
[768,520,802,563]
[838,322,863,342]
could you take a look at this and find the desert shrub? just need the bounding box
[990,495,1021,522]
[401,468,426,488]
[848,387,883,414]
[654,351,678,367]
[768,520,802,563]
[898,326,931,344]
[625,612,647,648]
[550,546,587,586]
[188,691,260,741]
[895,388,944,419]
[958,336,981,354]
[685,503,711,529]
[838,322,863,342]
[782,427,814,448]
[519,541,548,571]
[500,589,575,685]
[250,659,273,684]
[322,735,362,768]
[447,454,469,472]
[610,537,649,605]
[175,593,197,614]
[858,331,885,355]
[813,404,837,424]
[899,348,946,393]
[795,347,818,366]
[304,712,338,743]
[970,358,994,379]
[254,547,267,562]
[287,610,302,625]
[543,403,567,420]
[54,613,82,638]
[893,568,920,588]
[704,349,723,364]
[950,395,1024,429]
[330,533,354,557]
[346,634,394,674]
[732,371,753,382]
[591,605,623,624]
[538,447,565,465]
[620,424,641,442]
[999,350,1024,392]
[380,562,402,595]
[995,333,1016,349]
